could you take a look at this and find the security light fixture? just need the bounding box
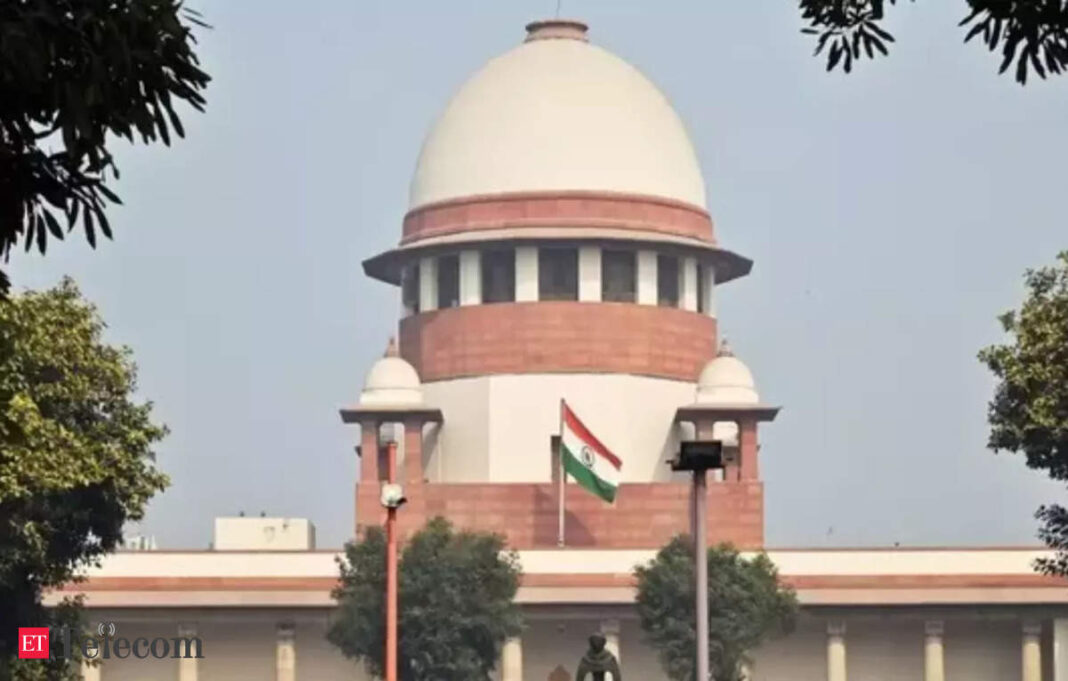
[380,483,406,509]
[670,440,724,472]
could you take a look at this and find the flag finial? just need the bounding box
[717,338,733,358]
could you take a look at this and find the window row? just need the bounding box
[401,246,714,316]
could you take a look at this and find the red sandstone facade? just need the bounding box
[353,408,767,549]
[401,190,717,245]
[399,301,718,382]
[355,480,764,549]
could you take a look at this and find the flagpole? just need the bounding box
[558,399,566,547]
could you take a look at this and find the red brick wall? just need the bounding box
[402,190,715,245]
[356,480,763,549]
[399,302,717,382]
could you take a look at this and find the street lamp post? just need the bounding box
[385,439,398,681]
[378,432,407,681]
[671,440,724,681]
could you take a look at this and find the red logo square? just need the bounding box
[18,628,49,659]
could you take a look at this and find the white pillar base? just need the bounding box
[276,622,296,681]
[501,636,523,681]
[1023,621,1043,681]
[827,621,847,681]
[177,624,198,681]
[81,659,101,681]
[1054,618,1068,681]
[601,618,621,672]
[924,620,944,681]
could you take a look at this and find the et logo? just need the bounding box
[18,627,50,659]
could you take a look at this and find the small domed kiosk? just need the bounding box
[341,339,441,531]
[676,341,779,482]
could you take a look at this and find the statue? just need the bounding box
[576,633,622,681]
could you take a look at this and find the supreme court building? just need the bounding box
[54,18,1068,681]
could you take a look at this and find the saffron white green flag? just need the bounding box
[560,401,622,503]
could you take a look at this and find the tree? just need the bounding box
[0,278,169,679]
[328,517,523,681]
[979,251,1068,576]
[635,537,798,681]
[798,1,1068,84]
[0,0,210,294]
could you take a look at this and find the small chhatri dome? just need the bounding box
[695,339,759,405]
[409,18,706,209]
[359,337,423,406]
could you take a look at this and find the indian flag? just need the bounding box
[560,401,622,503]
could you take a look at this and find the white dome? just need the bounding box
[711,421,740,448]
[409,22,707,209]
[696,348,759,405]
[359,354,423,407]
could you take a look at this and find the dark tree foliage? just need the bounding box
[0,278,168,680]
[979,252,1068,576]
[634,537,798,681]
[0,0,210,293]
[799,0,1068,84]
[328,517,523,681]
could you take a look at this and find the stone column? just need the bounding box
[1023,621,1043,681]
[459,250,481,306]
[680,256,698,311]
[500,636,523,681]
[418,256,438,312]
[636,250,657,305]
[827,622,847,681]
[1054,618,1068,681]
[924,620,944,681]
[515,247,538,302]
[738,420,758,481]
[177,624,199,681]
[359,420,379,483]
[601,619,621,670]
[578,246,602,302]
[404,417,424,484]
[276,622,296,681]
[700,264,716,316]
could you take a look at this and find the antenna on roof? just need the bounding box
[555,0,562,18]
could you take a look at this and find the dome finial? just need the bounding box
[384,336,398,358]
[717,337,733,358]
[524,19,589,42]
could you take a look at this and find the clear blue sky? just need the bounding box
[9,0,1066,548]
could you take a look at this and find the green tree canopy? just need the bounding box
[798,1,1068,84]
[0,278,168,677]
[979,251,1068,575]
[0,0,210,293]
[328,517,523,681]
[635,537,798,681]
